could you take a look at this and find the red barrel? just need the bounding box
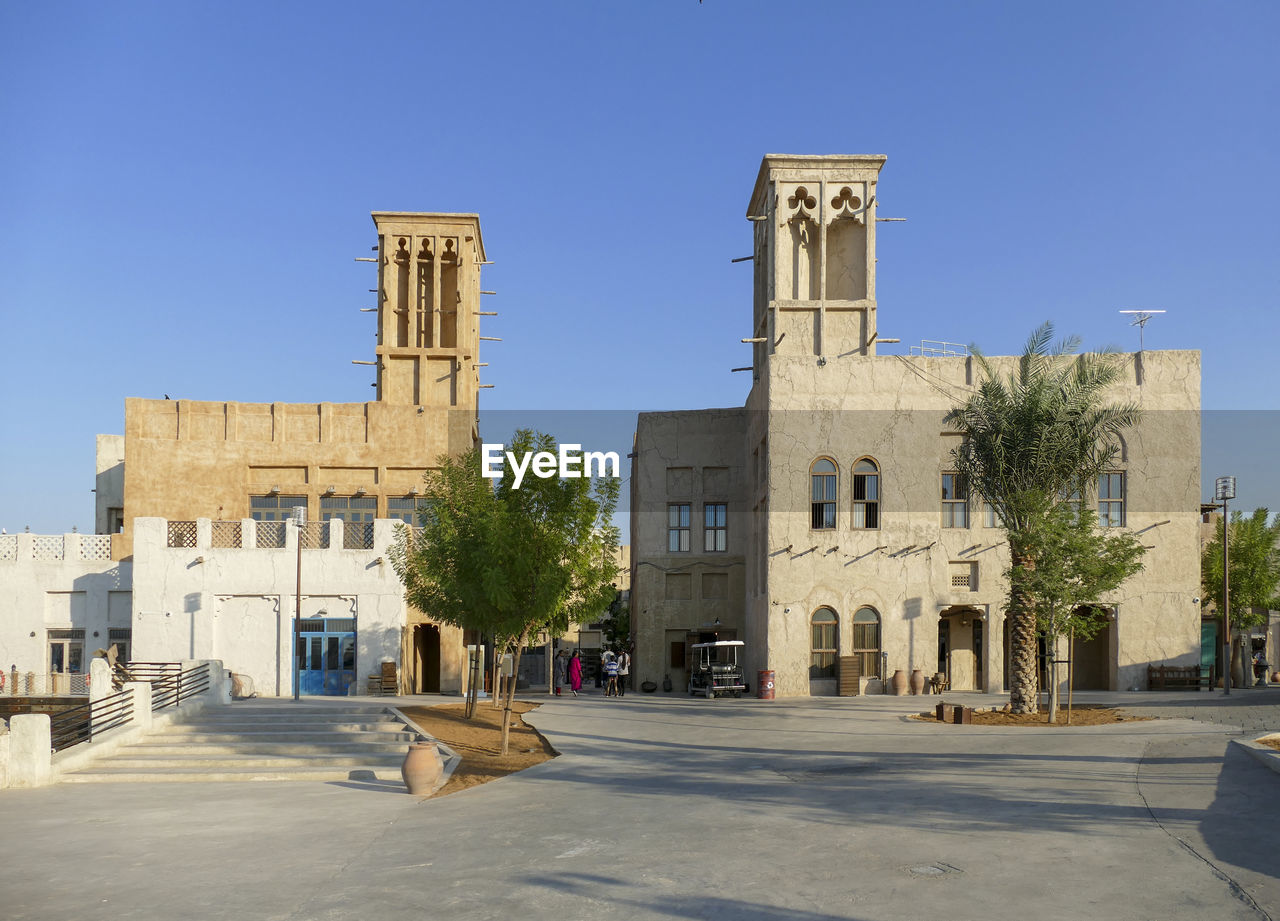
[757,669,776,700]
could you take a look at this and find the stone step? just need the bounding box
[77,752,407,770]
[172,711,396,721]
[59,703,432,784]
[122,741,414,756]
[61,766,405,783]
[164,720,406,733]
[140,730,417,744]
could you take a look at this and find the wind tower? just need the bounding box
[370,212,486,411]
[745,155,886,376]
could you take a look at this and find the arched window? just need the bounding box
[810,458,837,530]
[810,608,838,679]
[852,606,881,678]
[852,458,879,529]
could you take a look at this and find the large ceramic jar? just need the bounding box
[401,741,443,795]
[909,668,926,695]
[890,669,908,696]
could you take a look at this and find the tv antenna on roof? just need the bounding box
[1119,309,1166,352]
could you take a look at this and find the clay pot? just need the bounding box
[401,742,443,795]
[890,669,908,696]
[909,668,926,695]
[1272,672,1280,684]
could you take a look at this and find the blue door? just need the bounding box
[295,618,356,695]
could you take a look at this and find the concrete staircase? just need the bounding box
[59,701,421,783]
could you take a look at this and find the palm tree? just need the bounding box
[944,323,1141,713]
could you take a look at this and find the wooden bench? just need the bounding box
[1148,664,1207,691]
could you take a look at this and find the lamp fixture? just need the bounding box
[354,486,367,497]
[268,485,281,496]
[324,486,337,496]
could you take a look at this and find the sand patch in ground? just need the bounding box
[910,705,1153,726]
[399,700,556,797]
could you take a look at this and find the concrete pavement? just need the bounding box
[1,689,1278,921]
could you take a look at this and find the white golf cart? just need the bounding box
[688,640,747,699]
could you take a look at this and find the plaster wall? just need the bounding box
[754,348,1201,697]
[130,517,461,696]
[95,434,125,536]
[119,398,476,556]
[0,532,132,677]
[630,409,748,692]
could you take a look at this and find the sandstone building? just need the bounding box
[629,154,1203,697]
[3,213,492,696]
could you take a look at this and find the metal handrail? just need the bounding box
[147,662,211,711]
[120,662,211,711]
[49,688,134,752]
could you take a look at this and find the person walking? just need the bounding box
[603,652,619,697]
[568,649,583,697]
[616,647,631,697]
[554,649,568,696]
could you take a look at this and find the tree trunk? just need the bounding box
[501,629,530,756]
[465,644,482,720]
[1066,627,1074,726]
[1047,632,1059,724]
[1007,546,1040,714]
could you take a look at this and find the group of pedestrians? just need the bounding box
[554,646,631,698]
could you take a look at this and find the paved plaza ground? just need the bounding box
[2,689,1278,921]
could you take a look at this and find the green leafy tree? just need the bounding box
[1010,504,1146,722]
[391,430,619,753]
[1202,508,1280,680]
[945,323,1141,713]
[601,590,631,653]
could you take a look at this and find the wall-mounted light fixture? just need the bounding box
[354,486,367,497]
[193,556,205,565]
[268,485,281,496]
[324,486,337,496]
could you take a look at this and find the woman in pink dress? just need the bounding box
[568,649,583,697]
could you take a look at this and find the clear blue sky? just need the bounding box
[2,1,1277,533]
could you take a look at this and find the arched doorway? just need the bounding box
[939,606,984,691]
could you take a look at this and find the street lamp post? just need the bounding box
[1214,477,1235,695]
[292,505,306,702]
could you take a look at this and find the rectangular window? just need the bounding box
[1099,472,1126,527]
[47,629,85,674]
[322,496,378,548]
[320,495,377,522]
[704,503,727,552]
[107,628,132,664]
[941,474,969,528]
[250,495,307,521]
[388,496,433,525]
[668,504,691,552]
